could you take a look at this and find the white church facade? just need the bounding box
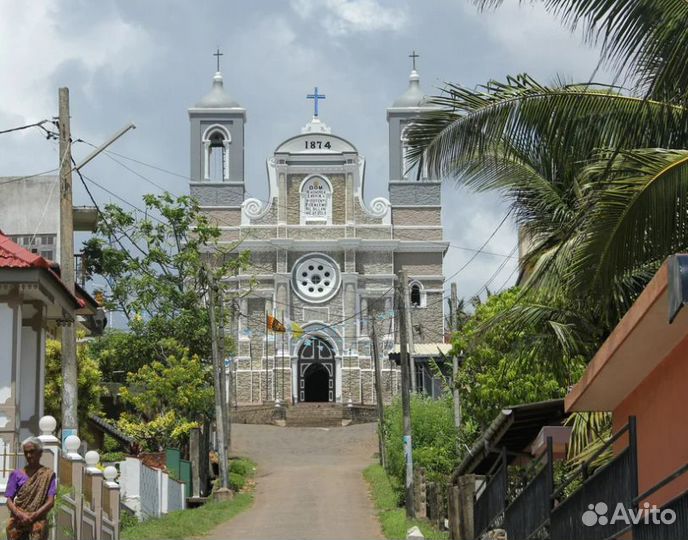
[188,61,448,406]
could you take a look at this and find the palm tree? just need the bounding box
[406,0,688,463]
[406,3,688,349]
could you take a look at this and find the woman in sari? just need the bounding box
[5,437,57,540]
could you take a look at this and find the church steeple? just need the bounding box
[387,52,434,182]
[188,51,246,186]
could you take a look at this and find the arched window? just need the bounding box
[401,124,427,181]
[203,125,231,181]
[409,280,426,308]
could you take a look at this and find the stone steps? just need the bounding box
[285,403,346,427]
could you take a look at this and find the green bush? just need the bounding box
[229,458,254,477]
[100,451,126,463]
[383,395,457,499]
[228,472,246,491]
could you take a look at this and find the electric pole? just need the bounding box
[58,87,78,443]
[208,279,229,493]
[217,284,231,455]
[450,282,462,434]
[370,319,386,469]
[405,280,417,393]
[398,270,415,518]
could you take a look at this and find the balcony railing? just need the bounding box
[474,447,508,538]
[502,438,554,540]
[470,417,639,540]
[633,463,688,540]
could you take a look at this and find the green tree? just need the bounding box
[116,339,214,450]
[452,289,585,449]
[44,338,104,431]
[84,193,249,363]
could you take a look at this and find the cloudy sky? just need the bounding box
[0,0,608,303]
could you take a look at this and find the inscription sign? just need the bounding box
[302,177,330,220]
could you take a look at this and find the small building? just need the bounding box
[566,255,688,508]
[0,232,81,493]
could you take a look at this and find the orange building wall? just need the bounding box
[613,333,688,506]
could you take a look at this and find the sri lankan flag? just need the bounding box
[267,314,286,333]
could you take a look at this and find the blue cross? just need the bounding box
[306,87,326,117]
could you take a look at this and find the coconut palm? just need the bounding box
[406,4,688,342]
[407,0,688,465]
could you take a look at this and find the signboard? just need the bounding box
[301,176,331,223]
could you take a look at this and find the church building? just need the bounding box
[188,57,448,406]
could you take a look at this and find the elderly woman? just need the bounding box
[5,437,57,540]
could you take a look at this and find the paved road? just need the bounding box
[205,423,383,540]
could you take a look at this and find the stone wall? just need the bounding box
[392,207,441,227]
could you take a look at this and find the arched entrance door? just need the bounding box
[298,337,334,402]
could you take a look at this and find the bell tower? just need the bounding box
[189,51,247,206]
[387,50,436,182]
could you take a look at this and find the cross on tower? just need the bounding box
[213,48,224,72]
[409,50,419,71]
[306,87,326,117]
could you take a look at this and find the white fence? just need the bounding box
[118,457,186,520]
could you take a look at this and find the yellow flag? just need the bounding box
[290,321,304,339]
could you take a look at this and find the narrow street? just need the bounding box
[205,423,383,540]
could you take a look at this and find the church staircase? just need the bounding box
[285,403,346,427]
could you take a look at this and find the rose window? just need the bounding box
[292,254,340,303]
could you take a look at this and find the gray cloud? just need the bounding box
[1,0,609,303]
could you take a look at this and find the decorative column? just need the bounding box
[103,466,121,540]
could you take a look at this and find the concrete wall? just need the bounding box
[613,333,688,507]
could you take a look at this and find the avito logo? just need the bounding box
[582,501,676,527]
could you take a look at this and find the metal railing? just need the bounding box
[550,417,638,540]
[474,447,508,537]
[633,463,688,540]
[502,437,554,540]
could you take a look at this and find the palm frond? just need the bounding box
[565,412,613,468]
[569,149,688,297]
[406,76,688,182]
[472,0,688,103]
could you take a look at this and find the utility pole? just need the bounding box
[208,279,230,495]
[58,87,78,443]
[405,279,417,393]
[398,270,415,518]
[450,282,462,434]
[217,284,231,455]
[370,319,387,469]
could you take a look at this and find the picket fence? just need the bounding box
[118,456,186,519]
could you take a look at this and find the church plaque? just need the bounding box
[301,176,331,224]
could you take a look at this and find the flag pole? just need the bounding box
[282,310,285,403]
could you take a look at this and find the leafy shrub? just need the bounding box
[383,395,458,499]
[229,458,254,477]
[100,451,126,463]
[228,472,246,491]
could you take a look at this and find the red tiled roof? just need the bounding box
[0,230,82,307]
[0,231,51,269]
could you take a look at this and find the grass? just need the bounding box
[121,493,254,540]
[364,464,448,540]
[122,458,256,540]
